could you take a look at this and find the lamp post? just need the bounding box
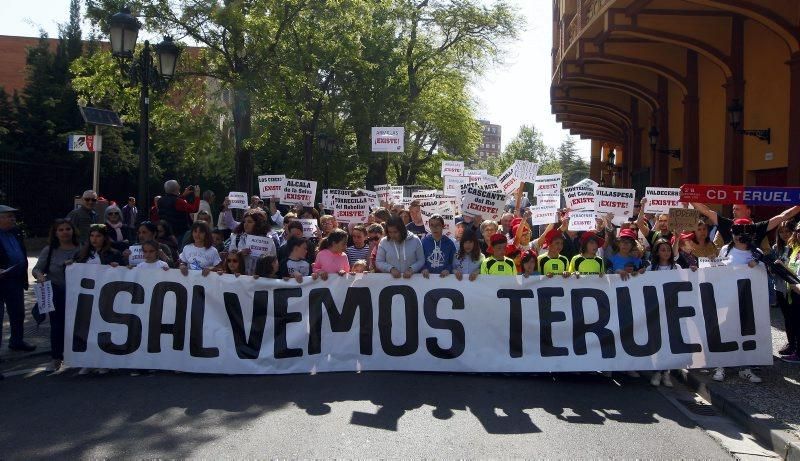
[109,7,181,222]
[648,126,681,159]
[317,133,336,189]
[726,98,771,144]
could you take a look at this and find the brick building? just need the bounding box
[476,119,501,161]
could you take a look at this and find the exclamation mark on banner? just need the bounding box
[737,279,757,351]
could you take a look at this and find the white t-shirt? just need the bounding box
[135,260,169,270]
[723,245,756,266]
[179,244,221,270]
[85,254,100,265]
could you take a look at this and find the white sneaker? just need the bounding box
[712,367,725,382]
[78,367,91,375]
[739,368,762,383]
[626,371,641,378]
[650,372,661,386]
[662,371,673,388]
[45,360,62,372]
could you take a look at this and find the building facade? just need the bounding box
[551,0,800,200]
[476,119,502,162]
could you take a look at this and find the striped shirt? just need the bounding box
[346,245,371,267]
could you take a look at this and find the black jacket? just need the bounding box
[0,226,28,289]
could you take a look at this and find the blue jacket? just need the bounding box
[421,234,457,274]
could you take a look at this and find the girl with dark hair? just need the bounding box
[76,224,124,266]
[131,240,170,271]
[454,229,484,281]
[122,221,175,267]
[568,232,606,276]
[32,219,80,372]
[376,216,425,279]
[254,255,281,279]
[179,221,221,276]
[220,250,246,276]
[649,238,677,271]
[691,217,719,258]
[227,210,276,275]
[156,220,180,263]
[313,229,350,278]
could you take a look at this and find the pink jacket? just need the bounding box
[312,249,351,273]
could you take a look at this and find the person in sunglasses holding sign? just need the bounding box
[66,190,98,245]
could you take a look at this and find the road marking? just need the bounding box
[3,366,48,378]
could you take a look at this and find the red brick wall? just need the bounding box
[0,35,60,94]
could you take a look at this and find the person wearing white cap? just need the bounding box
[0,205,36,352]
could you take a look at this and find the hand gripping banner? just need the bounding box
[64,264,772,374]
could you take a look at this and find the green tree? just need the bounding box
[480,125,560,176]
[556,136,589,187]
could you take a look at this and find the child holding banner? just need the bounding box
[520,250,539,278]
[227,210,276,275]
[421,215,457,278]
[313,229,350,279]
[133,241,169,271]
[569,232,606,276]
[178,221,221,276]
[480,233,516,276]
[606,228,646,280]
[376,216,425,278]
[453,230,484,281]
[220,250,246,276]
[537,229,570,278]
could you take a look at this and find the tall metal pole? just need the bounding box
[137,41,151,223]
[92,124,101,192]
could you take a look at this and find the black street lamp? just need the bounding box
[109,6,181,222]
[727,98,771,144]
[317,133,336,189]
[648,126,681,159]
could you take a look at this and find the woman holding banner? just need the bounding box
[376,216,425,278]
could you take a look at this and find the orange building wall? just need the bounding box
[697,55,726,186]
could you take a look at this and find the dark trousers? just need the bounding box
[0,279,26,348]
[50,284,66,360]
[780,292,800,352]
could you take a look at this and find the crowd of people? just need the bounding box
[2,178,800,386]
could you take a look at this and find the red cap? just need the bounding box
[734,218,753,225]
[617,228,638,240]
[580,231,605,248]
[510,217,524,237]
[543,228,564,247]
[490,233,508,245]
[679,231,696,241]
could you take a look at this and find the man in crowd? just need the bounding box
[692,202,800,250]
[158,180,201,239]
[405,200,427,238]
[121,197,138,233]
[66,190,98,244]
[0,205,35,352]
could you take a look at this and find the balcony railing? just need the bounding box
[554,0,613,71]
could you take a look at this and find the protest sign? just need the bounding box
[512,160,539,183]
[461,187,505,221]
[298,219,318,238]
[324,189,354,210]
[247,236,275,257]
[412,190,437,201]
[65,264,772,374]
[529,205,559,226]
[594,187,635,225]
[34,281,55,314]
[644,187,682,214]
[258,175,286,200]
[421,205,457,238]
[534,174,562,196]
[227,192,248,210]
[441,160,465,177]
[563,185,595,211]
[464,169,487,178]
[390,186,405,204]
[371,127,404,152]
[568,211,596,231]
[282,180,317,208]
[444,176,469,197]
[680,184,800,206]
[574,178,599,189]
[357,189,380,209]
[374,185,392,203]
[498,165,521,196]
[536,195,561,209]
[668,207,699,232]
[699,256,731,268]
[127,245,145,266]
[334,196,370,224]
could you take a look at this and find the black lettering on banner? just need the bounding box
[72,277,95,352]
[537,287,569,357]
[308,287,374,355]
[570,288,615,358]
[498,289,534,358]
[663,281,702,354]
[699,283,737,352]
[274,288,304,358]
[617,286,662,357]
[147,281,187,353]
[223,290,267,359]
[378,285,419,356]
[423,288,465,359]
[737,279,757,351]
[97,281,144,355]
[190,285,219,358]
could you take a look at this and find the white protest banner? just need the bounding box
[574,178,599,189]
[334,196,370,224]
[371,127,404,152]
[444,176,469,197]
[374,184,392,203]
[595,187,636,225]
[498,165,521,196]
[258,175,286,200]
[568,211,596,232]
[464,169,487,178]
[227,192,248,210]
[699,256,732,268]
[563,185,596,211]
[534,174,562,196]
[127,245,145,266]
[65,264,772,374]
[461,187,505,221]
[645,187,682,214]
[247,236,275,257]
[282,179,317,208]
[512,160,539,183]
[33,280,55,314]
[298,219,318,238]
[441,160,465,177]
[324,189,354,210]
[536,195,561,209]
[529,205,559,226]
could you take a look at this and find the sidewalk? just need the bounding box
[0,253,51,363]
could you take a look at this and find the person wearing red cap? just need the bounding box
[691,201,800,249]
[520,249,539,278]
[505,217,535,273]
[675,230,700,269]
[607,228,646,280]
[568,232,606,276]
[480,233,516,275]
[537,228,570,278]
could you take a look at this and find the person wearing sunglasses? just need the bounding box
[103,204,133,251]
[66,190,98,245]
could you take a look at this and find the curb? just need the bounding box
[673,368,800,460]
[0,349,50,365]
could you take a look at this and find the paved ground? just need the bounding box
[0,367,738,459]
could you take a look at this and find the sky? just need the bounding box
[0,0,590,159]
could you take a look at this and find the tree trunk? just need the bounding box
[303,127,314,180]
[232,88,253,195]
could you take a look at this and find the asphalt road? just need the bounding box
[0,363,742,459]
